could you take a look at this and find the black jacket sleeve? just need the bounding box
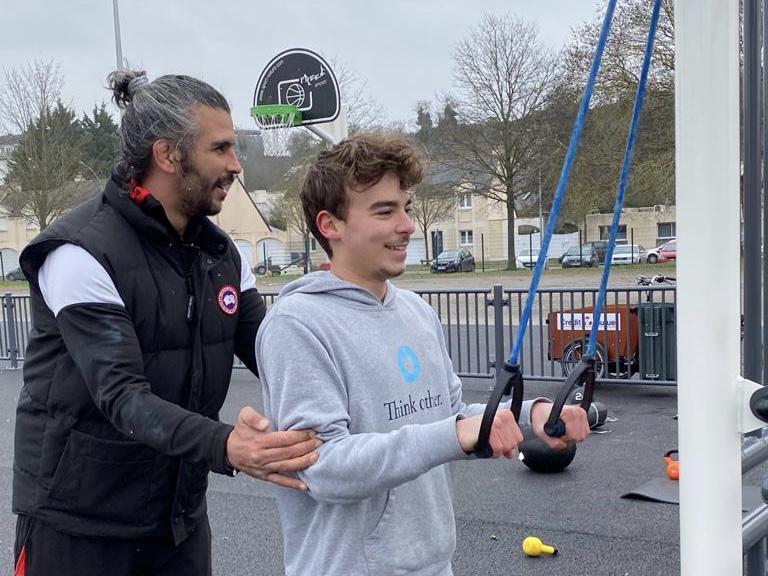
[234,287,266,376]
[57,303,233,474]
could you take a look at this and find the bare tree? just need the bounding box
[411,169,458,261]
[267,166,312,246]
[551,0,676,221]
[332,61,388,134]
[562,0,674,103]
[443,14,560,269]
[0,60,63,134]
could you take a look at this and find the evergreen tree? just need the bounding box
[5,101,90,228]
[80,103,120,178]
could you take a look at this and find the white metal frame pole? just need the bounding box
[675,1,742,574]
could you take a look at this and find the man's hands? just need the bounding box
[226,406,322,491]
[530,402,590,449]
[456,411,524,458]
[456,402,590,458]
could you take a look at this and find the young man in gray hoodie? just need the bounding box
[255,134,589,576]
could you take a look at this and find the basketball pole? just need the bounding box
[304,104,349,147]
[304,124,337,147]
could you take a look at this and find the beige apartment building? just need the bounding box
[585,205,678,248]
[426,191,678,262]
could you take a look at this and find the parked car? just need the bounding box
[657,239,677,261]
[645,246,668,264]
[516,248,549,270]
[253,252,309,275]
[646,239,676,264]
[560,244,598,268]
[5,267,23,281]
[430,249,476,273]
[582,240,609,263]
[611,244,647,265]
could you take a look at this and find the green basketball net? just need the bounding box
[250,104,302,157]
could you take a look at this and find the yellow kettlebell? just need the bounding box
[522,536,558,557]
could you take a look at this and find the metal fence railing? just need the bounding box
[254,283,679,386]
[0,284,680,384]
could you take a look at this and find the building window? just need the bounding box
[459,229,474,245]
[458,193,472,209]
[657,222,676,242]
[599,225,627,244]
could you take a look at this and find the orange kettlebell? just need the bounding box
[664,449,679,480]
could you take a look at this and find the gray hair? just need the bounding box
[107,69,231,185]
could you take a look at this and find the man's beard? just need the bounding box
[177,159,230,219]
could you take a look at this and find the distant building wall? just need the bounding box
[586,205,678,248]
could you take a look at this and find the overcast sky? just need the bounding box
[2,1,603,131]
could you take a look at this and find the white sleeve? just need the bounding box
[236,245,257,292]
[38,243,125,316]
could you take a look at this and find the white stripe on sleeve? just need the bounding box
[236,245,257,292]
[38,243,125,316]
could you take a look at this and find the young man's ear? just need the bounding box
[151,140,180,175]
[316,210,342,241]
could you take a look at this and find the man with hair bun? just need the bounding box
[12,69,321,576]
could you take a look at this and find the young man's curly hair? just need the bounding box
[301,133,424,257]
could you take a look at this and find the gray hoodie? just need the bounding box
[256,272,534,576]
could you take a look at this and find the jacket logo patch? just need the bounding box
[217,285,238,315]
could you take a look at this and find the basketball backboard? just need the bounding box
[253,48,340,126]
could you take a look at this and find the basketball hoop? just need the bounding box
[250,104,302,157]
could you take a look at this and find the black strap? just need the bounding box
[474,362,523,458]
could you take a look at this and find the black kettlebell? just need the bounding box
[518,387,608,473]
[519,437,577,473]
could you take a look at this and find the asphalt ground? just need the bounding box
[3,365,758,576]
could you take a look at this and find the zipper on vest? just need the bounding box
[179,243,199,323]
[185,276,195,322]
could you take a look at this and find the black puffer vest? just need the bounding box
[13,177,262,543]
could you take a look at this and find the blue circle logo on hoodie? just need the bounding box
[397,346,420,384]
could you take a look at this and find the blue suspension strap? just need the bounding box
[475,0,662,455]
[474,0,617,457]
[544,0,663,437]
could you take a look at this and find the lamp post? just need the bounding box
[538,169,543,239]
[112,0,124,69]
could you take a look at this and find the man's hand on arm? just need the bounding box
[455,410,524,458]
[530,402,590,450]
[226,406,322,491]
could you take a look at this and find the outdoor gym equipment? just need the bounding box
[519,438,577,474]
[664,449,680,480]
[476,0,662,474]
[522,536,558,557]
[519,387,609,474]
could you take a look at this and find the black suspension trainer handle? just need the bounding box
[474,362,524,459]
[543,356,596,438]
